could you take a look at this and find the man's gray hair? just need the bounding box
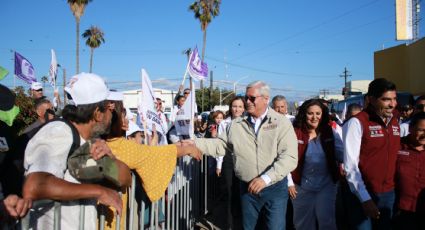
[271,95,287,107]
[246,81,270,97]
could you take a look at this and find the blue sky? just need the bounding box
[0,0,423,101]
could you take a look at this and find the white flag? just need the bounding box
[138,69,165,137]
[175,84,197,137]
[49,49,57,88]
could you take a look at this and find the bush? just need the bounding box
[12,86,36,135]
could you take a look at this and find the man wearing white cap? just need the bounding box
[22,73,131,229]
[30,82,43,99]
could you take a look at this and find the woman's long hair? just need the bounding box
[293,99,330,131]
[227,96,247,119]
[104,100,126,139]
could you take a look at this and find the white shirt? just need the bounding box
[249,108,272,185]
[400,120,410,137]
[285,114,295,123]
[24,121,97,230]
[170,105,180,123]
[343,115,394,202]
[216,117,232,169]
[343,118,369,202]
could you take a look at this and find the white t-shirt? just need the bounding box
[24,121,97,230]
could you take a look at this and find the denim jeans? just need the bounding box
[240,178,288,230]
[347,189,395,230]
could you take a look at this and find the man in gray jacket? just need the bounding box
[191,81,298,230]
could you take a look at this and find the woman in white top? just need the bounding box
[216,96,246,229]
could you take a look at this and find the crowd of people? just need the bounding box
[0,75,424,230]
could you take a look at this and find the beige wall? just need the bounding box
[374,37,425,95]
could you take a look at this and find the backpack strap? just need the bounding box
[59,119,81,158]
[27,118,81,158]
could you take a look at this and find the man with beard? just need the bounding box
[22,73,131,229]
[343,78,399,229]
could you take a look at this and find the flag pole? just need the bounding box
[181,64,189,86]
[12,50,16,89]
[181,50,193,86]
[143,118,149,145]
[139,70,149,144]
[190,80,194,140]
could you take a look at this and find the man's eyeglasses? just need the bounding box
[34,89,43,92]
[184,92,190,95]
[245,95,262,102]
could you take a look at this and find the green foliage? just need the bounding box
[195,87,234,112]
[189,0,221,30]
[82,26,105,49]
[13,86,37,135]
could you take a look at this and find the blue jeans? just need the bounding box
[347,189,395,230]
[240,178,288,230]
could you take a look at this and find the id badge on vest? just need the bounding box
[369,125,384,138]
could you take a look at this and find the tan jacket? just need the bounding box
[195,108,298,184]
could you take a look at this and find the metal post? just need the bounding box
[63,68,67,105]
[99,206,105,230]
[54,201,61,230]
[129,174,136,230]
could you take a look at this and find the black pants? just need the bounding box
[218,153,241,229]
[393,210,425,230]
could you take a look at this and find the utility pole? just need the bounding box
[340,67,351,99]
[209,71,213,111]
[319,89,329,99]
[63,68,67,105]
[413,0,421,41]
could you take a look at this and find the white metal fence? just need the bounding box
[20,155,218,230]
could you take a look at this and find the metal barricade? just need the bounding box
[19,154,216,230]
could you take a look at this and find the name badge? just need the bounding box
[392,126,400,136]
[262,123,277,131]
[370,130,384,138]
[298,140,304,144]
[369,125,382,131]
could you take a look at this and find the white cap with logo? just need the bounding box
[30,82,43,90]
[65,73,110,106]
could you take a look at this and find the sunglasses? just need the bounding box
[245,95,263,102]
[46,109,55,115]
[34,89,43,92]
[184,92,190,95]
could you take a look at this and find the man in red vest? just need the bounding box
[343,78,399,229]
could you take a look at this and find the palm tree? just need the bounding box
[189,0,221,62]
[67,0,92,74]
[82,26,105,73]
[189,0,221,111]
[40,76,49,88]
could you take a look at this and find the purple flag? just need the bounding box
[187,47,208,81]
[14,52,36,84]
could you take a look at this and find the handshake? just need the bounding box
[175,139,202,160]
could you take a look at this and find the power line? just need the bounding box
[230,0,383,62]
[206,56,335,78]
[258,14,393,59]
